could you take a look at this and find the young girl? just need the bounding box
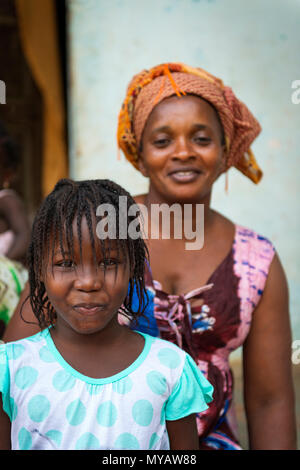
[0,178,213,450]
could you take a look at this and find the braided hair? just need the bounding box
[26,178,149,329]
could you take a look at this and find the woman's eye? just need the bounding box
[194,136,211,145]
[153,137,170,147]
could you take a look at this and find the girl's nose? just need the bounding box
[73,269,102,292]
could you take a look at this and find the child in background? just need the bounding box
[0,122,30,263]
[0,178,213,450]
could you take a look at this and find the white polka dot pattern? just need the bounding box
[0,329,213,450]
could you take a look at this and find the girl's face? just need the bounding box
[139,95,225,203]
[43,217,130,337]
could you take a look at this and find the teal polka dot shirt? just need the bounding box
[0,328,213,450]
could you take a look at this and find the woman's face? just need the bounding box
[139,94,225,203]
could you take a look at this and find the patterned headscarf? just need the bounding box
[117,62,262,183]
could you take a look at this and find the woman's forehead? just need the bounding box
[145,94,221,129]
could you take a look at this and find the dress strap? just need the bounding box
[153,282,214,355]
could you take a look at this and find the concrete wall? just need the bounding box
[67,0,300,343]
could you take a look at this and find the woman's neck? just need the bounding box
[136,187,216,241]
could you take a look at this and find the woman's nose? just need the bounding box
[172,137,194,161]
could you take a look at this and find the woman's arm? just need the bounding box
[2,282,40,342]
[0,193,30,262]
[243,252,297,449]
[0,397,11,450]
[166,414,199,450]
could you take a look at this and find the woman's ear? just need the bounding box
[215,147,227,179]
[220,151,227,175]
[137,157,149,178]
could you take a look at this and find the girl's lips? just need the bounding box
[73,304,106,315]
[168,169,201,183]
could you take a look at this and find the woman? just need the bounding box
[116,63,296,449]
[3,62,297,449]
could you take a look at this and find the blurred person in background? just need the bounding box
[0,122,29,338]
[0,121,30,263]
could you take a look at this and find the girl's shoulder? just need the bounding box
[137,332,214,408]
[1,329,47,365]
[0,331,45,400]
[141,331,186,352]
[139,331,188,370]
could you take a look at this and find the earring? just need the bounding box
[225,171,229,193]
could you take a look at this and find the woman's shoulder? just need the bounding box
[233,223,276,282]
[213,209,275,250]
[234,223,275,252]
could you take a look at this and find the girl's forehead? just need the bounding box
[45,209,133,260]
[47,215,114,248]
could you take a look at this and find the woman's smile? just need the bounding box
[167,166,202,183]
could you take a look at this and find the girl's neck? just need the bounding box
[48,321,144,380]
[51,316,125,351]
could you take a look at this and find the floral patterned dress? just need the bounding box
[0,256,28,339]
[131,225,275,449]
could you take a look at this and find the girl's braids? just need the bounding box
[25,178,149,330]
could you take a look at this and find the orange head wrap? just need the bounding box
[117,62,262,184]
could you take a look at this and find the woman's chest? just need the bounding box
[147,246,245,353]
[147,238,232,296]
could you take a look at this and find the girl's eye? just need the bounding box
[55,260,75,269]
[100,258,120,268]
